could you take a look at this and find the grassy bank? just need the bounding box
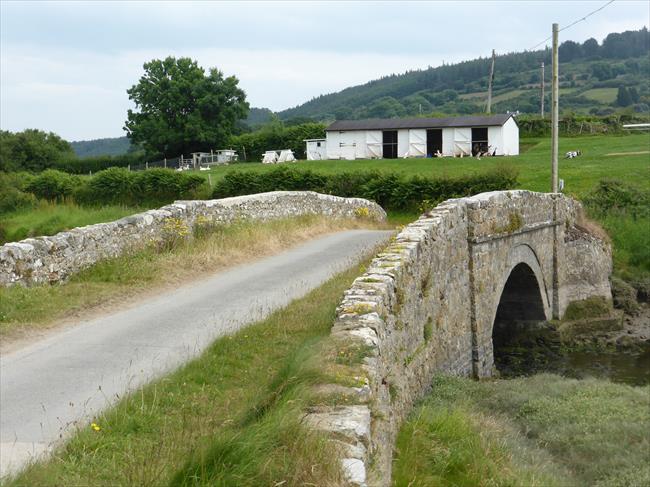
[4,259,374,486]
[393,375,650,487]
[0,200,142,245]
[0,215,381,341]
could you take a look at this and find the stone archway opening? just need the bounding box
[492,263,554,376]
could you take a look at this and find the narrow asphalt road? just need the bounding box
[0,229,391,476]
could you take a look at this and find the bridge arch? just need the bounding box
[489,244,552,374]
[489,243,552,328]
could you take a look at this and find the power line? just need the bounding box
[526,0,616,51]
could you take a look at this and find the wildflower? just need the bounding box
[91,422,101,432]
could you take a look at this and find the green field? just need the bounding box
[581,87,619,104]
[201,133,649,199]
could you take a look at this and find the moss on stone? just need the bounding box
[564,296,612,320]
[491,211,524,234]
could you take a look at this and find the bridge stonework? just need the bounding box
[307,190,611,486]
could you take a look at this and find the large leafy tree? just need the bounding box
[0,129,74,172]
[124,57,249,157]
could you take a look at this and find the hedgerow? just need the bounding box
[212,165,519,211]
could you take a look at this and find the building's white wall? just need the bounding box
[408,129,427,157]
[501,118,519,155]
[453,127,472,156]
[487,126,504,155]
[328,118,519,159]
[366,131,382,158]
[306,140,327,160]
[340,131,359,160]
[354,131,368,159]
[397,129,410,158]
[326,132,341,159]
[442,128,455,156]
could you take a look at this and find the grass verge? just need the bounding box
[0,200,142,245]
[0,215,384,342]
[393,374,650,487]
[3,256,381,486]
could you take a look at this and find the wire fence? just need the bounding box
[127,153,237,172]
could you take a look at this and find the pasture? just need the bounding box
[201,132,649,199]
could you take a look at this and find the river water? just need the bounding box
[493,321,650,386]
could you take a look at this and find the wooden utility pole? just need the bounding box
[486,49,496,113]
[540,62,545,117]
[551,23,559,193]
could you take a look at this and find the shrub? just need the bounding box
[83,167,134,205]
[132,169,205,206]
[25,169,80,201]
[0,172,36,214]
[583,179,650,218]
[212,165,519,212]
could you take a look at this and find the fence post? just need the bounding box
[146,161,149,170]
[128,164,131,171]
[164,158,167,168]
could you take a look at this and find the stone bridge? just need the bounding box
[308,190,612,486]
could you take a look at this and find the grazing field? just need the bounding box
[201,133,649,199]
[581,87,619,104]
[393,375,650,487]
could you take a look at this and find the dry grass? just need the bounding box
[0,215,388,345]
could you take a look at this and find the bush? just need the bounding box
[583,179,650,218]
[213,165,518,211]
[78,168,206,207]
[83,167,134,205]
[0,172,36,214]
[25,169,80,201]
[132,169,205,206]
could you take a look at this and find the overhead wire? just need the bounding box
[526,0,616,51]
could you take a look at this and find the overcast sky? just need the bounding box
[1,0,648,141]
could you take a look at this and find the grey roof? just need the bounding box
[326,114,515,131]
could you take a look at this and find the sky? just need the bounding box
[1,0,648,141]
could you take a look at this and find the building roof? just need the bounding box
[326,114,515,131]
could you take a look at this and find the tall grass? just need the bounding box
[5,260,372,486]
[393,375,650,487]
[0,200,141,244]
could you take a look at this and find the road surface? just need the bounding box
[0,229,391,477]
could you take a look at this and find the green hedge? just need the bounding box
[212,165,519,211]
[52,153,147,174]
[16,168,207,208]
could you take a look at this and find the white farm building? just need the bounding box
[316,114,518,160]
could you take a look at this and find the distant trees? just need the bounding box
[582,38,600,57]
[277,28,648,121]
[559,40,583,61]
[0,129,75,172]
[616,86,640,107]
[124,56,249,158]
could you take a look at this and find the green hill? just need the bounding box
[278,28,649,121]
[70,136,132,157]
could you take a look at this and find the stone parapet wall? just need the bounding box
[0,191,386,287]
[306,190,612,486]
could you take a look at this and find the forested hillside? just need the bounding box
[279,28,649,121]
[70,136,132,157]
